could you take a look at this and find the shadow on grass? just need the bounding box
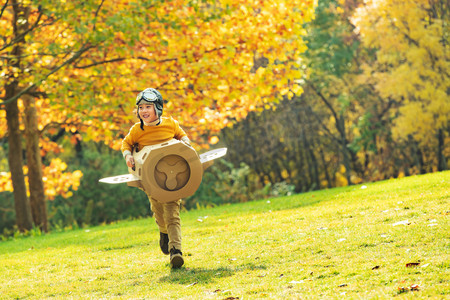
[159,263,266,285]
[158,266,234,285]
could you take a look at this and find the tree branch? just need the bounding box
[0,43,93,108]
[307,81,343,136]
[74,57,128,68]
[299,97,340,144]
[92,0,105,31]
[73,46,227,69]
[0,7,44,52]
[0,0,8,19]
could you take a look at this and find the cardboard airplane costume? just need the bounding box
[99,139,227,203]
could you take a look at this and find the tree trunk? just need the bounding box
[304,111,321,190]
[437,129,447,171]
[415,143,426,174]
[318,145,332,188]
[338,116,352,185]
[5,89,34,232]
[308,84,353,185]
[300,120,313,189]
[3,0,34,231]
[23,94,48,232]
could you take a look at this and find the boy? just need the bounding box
[121,88,190,268]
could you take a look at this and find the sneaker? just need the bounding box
[159,232,169,255]
[170,247,184,269]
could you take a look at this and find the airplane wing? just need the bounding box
[199,148,227,164]
[99,174,140,184]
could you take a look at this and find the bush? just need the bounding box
[0,191,16,235]
[183,159,295,210]
[47,144,151,229]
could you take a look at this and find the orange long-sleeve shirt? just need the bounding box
[121,116,187,156]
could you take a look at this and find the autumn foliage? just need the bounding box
[351,0,449,146]
[216,0,448,195]
[1,0,316,230]
[1,0,316,146]
[0,159,82,200]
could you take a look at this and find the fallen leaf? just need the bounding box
[185,282,197,287]
[406,262,420,268]
[289,280,304,284]
[421,263,430,268]
[392,220,410,226]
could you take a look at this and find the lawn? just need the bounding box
[0,171,448,299]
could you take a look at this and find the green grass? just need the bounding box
[1,171,449,299]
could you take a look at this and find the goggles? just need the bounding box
[136,90,158,105]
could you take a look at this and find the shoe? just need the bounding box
[159,232,169,255]
[170,247,184,269]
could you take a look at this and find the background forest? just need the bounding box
[1,0,448,235]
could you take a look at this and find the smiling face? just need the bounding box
[138,103,158,123]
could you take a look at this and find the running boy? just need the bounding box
[121,88,190,268]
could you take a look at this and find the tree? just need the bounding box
[216,0,448,195]
[351,0,449,172]
[300,0,367,185]
[1,0,129,231]
[1,0,316,231]
[221,95,329,192]
[2,0,34,231]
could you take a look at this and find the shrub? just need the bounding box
[47,145,151,229]
[184,159,295,210]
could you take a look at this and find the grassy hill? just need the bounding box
[0,171,448,299]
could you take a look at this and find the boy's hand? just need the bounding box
[181,136,191,147]
[126,155,135,169]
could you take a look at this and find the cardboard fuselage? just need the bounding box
[126,139,204,202]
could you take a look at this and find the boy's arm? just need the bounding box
[121,138,133,158]
[121,125,135,159]
[173,118,190,145]
[121,131,136,169]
